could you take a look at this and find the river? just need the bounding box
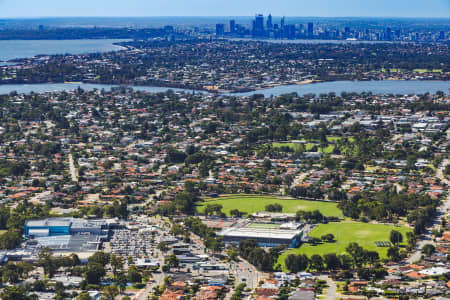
[0,80,448,97]
[0,39,129,62]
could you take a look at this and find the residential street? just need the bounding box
[68,152,78,182]
[407,153,449,264]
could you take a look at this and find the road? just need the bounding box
[280,169,315,195]
[319,275,337,300]
[134,271,165,300]
[68,153,78,182]
[133,219,168,300]
[230,259,261,290]
[407,156,449,263]
[292,170,314,186]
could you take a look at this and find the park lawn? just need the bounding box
[197,194,343,218]
[273,142,335,154]
[273,137,355,154]
[276,222,412,271]
[413,68,443,74]
[273,142,303,151]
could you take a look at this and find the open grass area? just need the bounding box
[413,68,443,74]
[380,68,443,74]
[276,222,412,271]
[273,136,355,154]
[197,194,343,218]
[273,142,335,154]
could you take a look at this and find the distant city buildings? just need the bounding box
[215,23,225,36]
[214,14,449,42]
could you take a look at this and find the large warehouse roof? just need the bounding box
[218,227,302,240]
[26,218,72,227]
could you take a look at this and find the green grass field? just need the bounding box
[381,68,443,74]
[273,136,356,154]
[413,69,443,74]
[276,222,412,271]
[197,194,343,218]
[273,142,335,154]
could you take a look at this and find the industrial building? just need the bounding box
[24,218,112,253]
[218,225,303,248]
[25,217,108,238]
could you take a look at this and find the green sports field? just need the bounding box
[196,194,343,218]
[273,142,335,154]
[276,222,412,271]
[273,137,356,154]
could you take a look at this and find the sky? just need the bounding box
[0,0,449,18]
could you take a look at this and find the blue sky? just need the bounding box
[1,0,449,18]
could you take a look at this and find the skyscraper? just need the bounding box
[267,14,273,29]
[308,22,314,37]
[216,24,225,36]
[253,14,265,37]
[281,17,285,28]
[386,27,392,40]
[230,20,236,34]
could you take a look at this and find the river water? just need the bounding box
[0,80,448,96]
[0,39,129,62]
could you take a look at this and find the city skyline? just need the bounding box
[0,0,449,18]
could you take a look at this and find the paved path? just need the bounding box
[293,170,314,186]
[319,275,337,300]
[68,153,78,182]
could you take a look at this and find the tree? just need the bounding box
[339,254,353,270]
[33,280,47,292]
[0,286,33,300]
[323,253,340,270]
[102,286,119,300]
[165,254,179,269]
[230,209,245,218]
[227,250,239,261]
[0,230,22,250]
[115,273,127,294]
[364,250,379,267]
[310,255,324,271]
[321,234,335,242]
[387,247,400,262]
[88,251,110,266]
[127,265,142,283]
[110,254,123,276]
[285,254,309,273]
[422,244,435,257]
[174,191,196,214]
[346,242,365,268]
[37,247,56,277]
[390,230,403,247]
[84,263,105,284]
[2,263,20,283]
[205,237,224,254]
[265,203,282,212]
[406,232,417,250]
[77,293,92,300]
[157,241,169,252]
[17,261,33,279]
